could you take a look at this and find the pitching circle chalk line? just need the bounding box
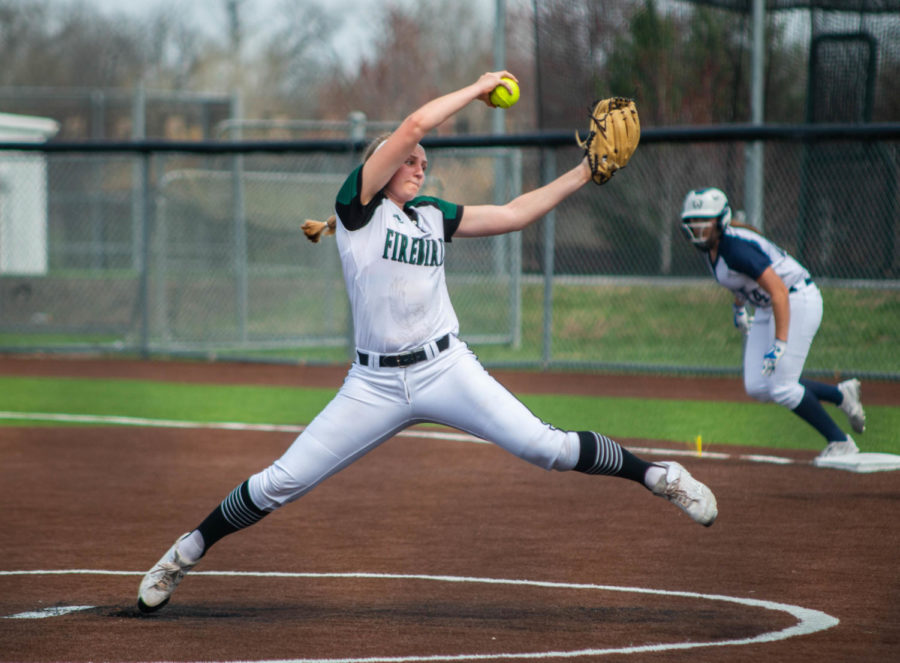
[1,569,838,662]
[0,411,800,466]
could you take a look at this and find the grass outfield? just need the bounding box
[1,282,897,375]
[1,375,896,454]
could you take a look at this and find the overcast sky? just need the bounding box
[56,0,502,78]
[66,0,377,22]
[59,0,395,70]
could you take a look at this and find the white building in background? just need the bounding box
[0,112,60,275]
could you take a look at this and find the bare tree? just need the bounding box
[316,0,493,130]
[137,4,214,91]
[0,0,144,87]
[237,0,342,118]
[0,0,219,91]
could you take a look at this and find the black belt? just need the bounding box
[789,277,814,293]
[357,334,450,368]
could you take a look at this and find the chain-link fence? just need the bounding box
[0,128,897,378]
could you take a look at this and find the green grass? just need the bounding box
[0,334,123,347]
[2,281,896,375]
[1,375,896,454]
[465,282,900,373]
[0,376,335,425]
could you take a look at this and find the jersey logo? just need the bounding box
[382,228,444,266]
[744,288,771,307]
[394,211,420,228]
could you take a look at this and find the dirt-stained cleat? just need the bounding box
[137,533,197,613]
[838,379,866,434]
[651,461,718,527]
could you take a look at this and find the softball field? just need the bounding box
[1,357,897,662]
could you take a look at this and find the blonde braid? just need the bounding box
[301,215,336,243]
[302,134,393,244]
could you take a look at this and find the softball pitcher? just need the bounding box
[680,188,866,459]
[137,72,718,614]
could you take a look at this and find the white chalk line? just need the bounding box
[0,411,801,466]
[0,570,837,661]
[4,605,95,619]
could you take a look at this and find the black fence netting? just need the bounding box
[532,0,900,130]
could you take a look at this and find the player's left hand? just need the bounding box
[732,304,752,336]
[761,339,786,376]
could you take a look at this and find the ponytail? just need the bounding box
[303,133,392,244]
[301,215,336,243]
[725,208,762,234]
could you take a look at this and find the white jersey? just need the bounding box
[245,163,586,516]
[706,226,810,309]
[334,165,464,353]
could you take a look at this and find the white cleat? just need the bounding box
[837,379,866,434]
[651,461,718,527]
[817,436,860,460]
[137,533,197,613]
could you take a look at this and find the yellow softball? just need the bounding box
[490,77,520,109]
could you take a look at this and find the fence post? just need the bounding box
[509,149,522,349]
[138,151,152,358]
[744,0,766,231]
[541,148,556,367]
[132,83,146,270]
[231,91,248,343]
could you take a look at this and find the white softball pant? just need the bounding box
[247,336,581,511]
[743,281,823,410]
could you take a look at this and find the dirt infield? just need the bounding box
[1,356,898,662]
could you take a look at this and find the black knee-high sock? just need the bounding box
[195,480,268,556]
[573,431,651,484]
[792,387,846,442]
[799,378,842,405]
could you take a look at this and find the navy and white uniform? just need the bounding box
[707,226,821,409]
